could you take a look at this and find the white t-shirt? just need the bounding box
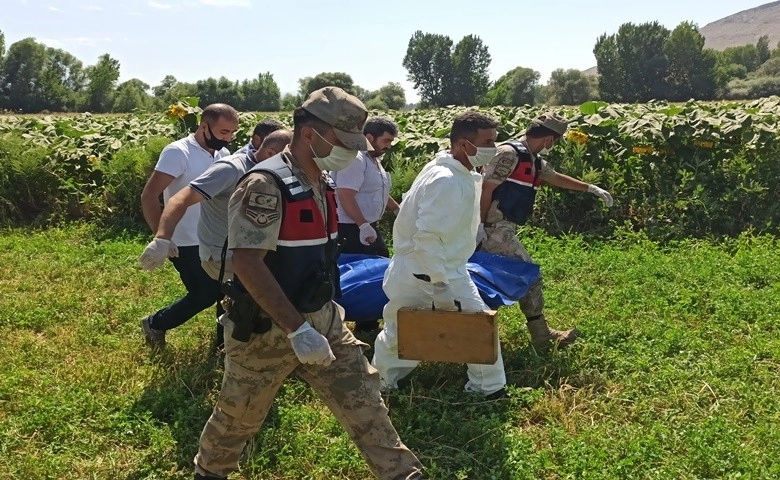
[154,134,229,246]
[330,151,391,224]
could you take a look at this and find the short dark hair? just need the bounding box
[260,129,293,152]
[253,118,284,137]
[449,111,499,144]
[526,124,562,140]
[201,103,239,124]
[292,107,330,135]
[363,116,398,138]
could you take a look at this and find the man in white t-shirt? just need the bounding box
[330,116,400,258]
[139,103,239,350]
[330,117,400,332]
[139,129,292,280]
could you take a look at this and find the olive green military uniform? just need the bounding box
[481,142,556,319]
[194,149,424,480]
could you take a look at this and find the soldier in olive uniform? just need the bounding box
[478,112,613,350]
[193,87,424,480]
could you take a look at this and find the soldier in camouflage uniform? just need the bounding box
[478,112,614,350]
[193,87,424,480]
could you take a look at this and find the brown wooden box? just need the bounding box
[396,307,498,365]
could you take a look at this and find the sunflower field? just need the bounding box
[1,97,779,238]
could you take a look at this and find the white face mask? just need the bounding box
[310,129,358,171]
[538,137,554,156]
[466,141,497,168]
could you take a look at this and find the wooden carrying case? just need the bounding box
[396,307,498,364]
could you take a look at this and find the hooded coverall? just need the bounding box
[372,151,506,396]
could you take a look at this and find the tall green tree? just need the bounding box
[0,29,5,67]
[152,75,178,99]
[664,22,717,101]
[403,31,492,106]
[0,38,47,112]
[280,93,300,111]
[84,53,120,112]
[195,76,243,108]
[240,72,280,111]
[298,72,359,99]
[112,78,152,112]
[594,21,671,102]
[481,66,539,107]
[754,55,780,77]
[545,68,597,105]
[370,82,406,110]
[718,44,761,73]
[450,35,491,105]
[0,39,87,112]
[42,48,85,111]
[402,31,454,106]
[592,33,620,101]
[756,35,771,66]
[153,75,197,106]
[771,40,780,59]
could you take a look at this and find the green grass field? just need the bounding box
[1,224,778,479]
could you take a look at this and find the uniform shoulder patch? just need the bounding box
[490,152,518,181]
[248,192,279,210]
[244,209,281,226]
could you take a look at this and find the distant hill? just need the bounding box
[582,66,598,77]
[700,1,780,50]
[581,2,780,76]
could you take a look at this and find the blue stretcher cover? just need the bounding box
[335,252,541,322]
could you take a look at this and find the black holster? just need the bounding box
[221,280,272,342]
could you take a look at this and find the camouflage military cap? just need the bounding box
[302,86,371,151]
[529,112,568,136]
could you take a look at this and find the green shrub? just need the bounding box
[94,136,171,225]
[0,134,59,225]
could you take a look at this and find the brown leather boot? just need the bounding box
[526,316,579,350]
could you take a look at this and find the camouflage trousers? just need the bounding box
[194,301,424,480]
[482,220,544,318]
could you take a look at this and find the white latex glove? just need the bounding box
[358,222,377,245]
[476,223,488,245]
[587,184,614,207]
[432,282,460,311]
[139,238,179,271]
[287,322,335,366]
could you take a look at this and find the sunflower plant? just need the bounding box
[166,97,202,137]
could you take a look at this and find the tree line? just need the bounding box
[0,32,407,114]
[405,22,780,107]
[1,20,779,114]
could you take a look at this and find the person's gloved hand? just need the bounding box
[287,322,335,366]
[587,184,614,207]
[359,222,377,245]
[139,238,179,271]
[432,282,460,311]
[476,223,487,245]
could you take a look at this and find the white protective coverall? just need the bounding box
[372,151,506,395]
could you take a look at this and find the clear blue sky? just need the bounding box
[3,0,770,103]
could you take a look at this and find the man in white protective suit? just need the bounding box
[372,111,509,400]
